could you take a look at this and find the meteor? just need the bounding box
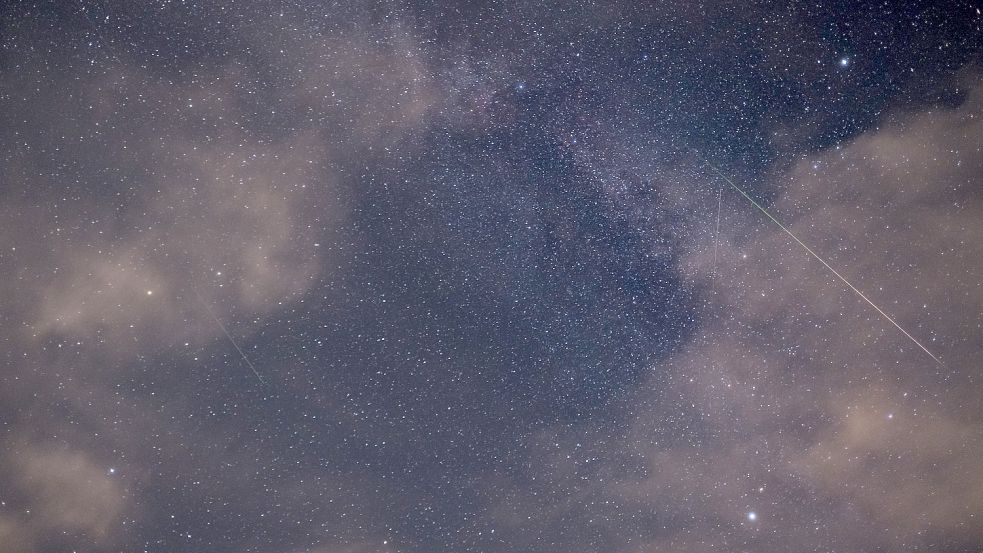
[702,161,945,367]
[192,286,267,384]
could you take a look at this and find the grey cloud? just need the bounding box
[0,14,451,552]
[487,71,983,553]
[636,73,983,548]
[794,390,983,540]
[1,442,127,552]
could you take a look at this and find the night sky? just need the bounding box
[2,1,983,552]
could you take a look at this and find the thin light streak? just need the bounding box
[191,286,267,384]
[703,161,944,367]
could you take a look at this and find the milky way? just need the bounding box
[1,2,982,552]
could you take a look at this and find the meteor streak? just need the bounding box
[191,286,267,384]
[702,161,945,367]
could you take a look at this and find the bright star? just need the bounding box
[839,57,850,67]
[748,511,757,521]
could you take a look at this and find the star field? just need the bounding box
[1,1,982,552]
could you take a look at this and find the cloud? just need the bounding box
[795,390,983,539]
[0,69,343,359]
[638,72,983,547]
[0,12,448,552]
[0,12,454,358]
[486,71,983,552]
[1,442,127,552]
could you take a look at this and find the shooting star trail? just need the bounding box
[701,160,945,367]
[191,286,267,384]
